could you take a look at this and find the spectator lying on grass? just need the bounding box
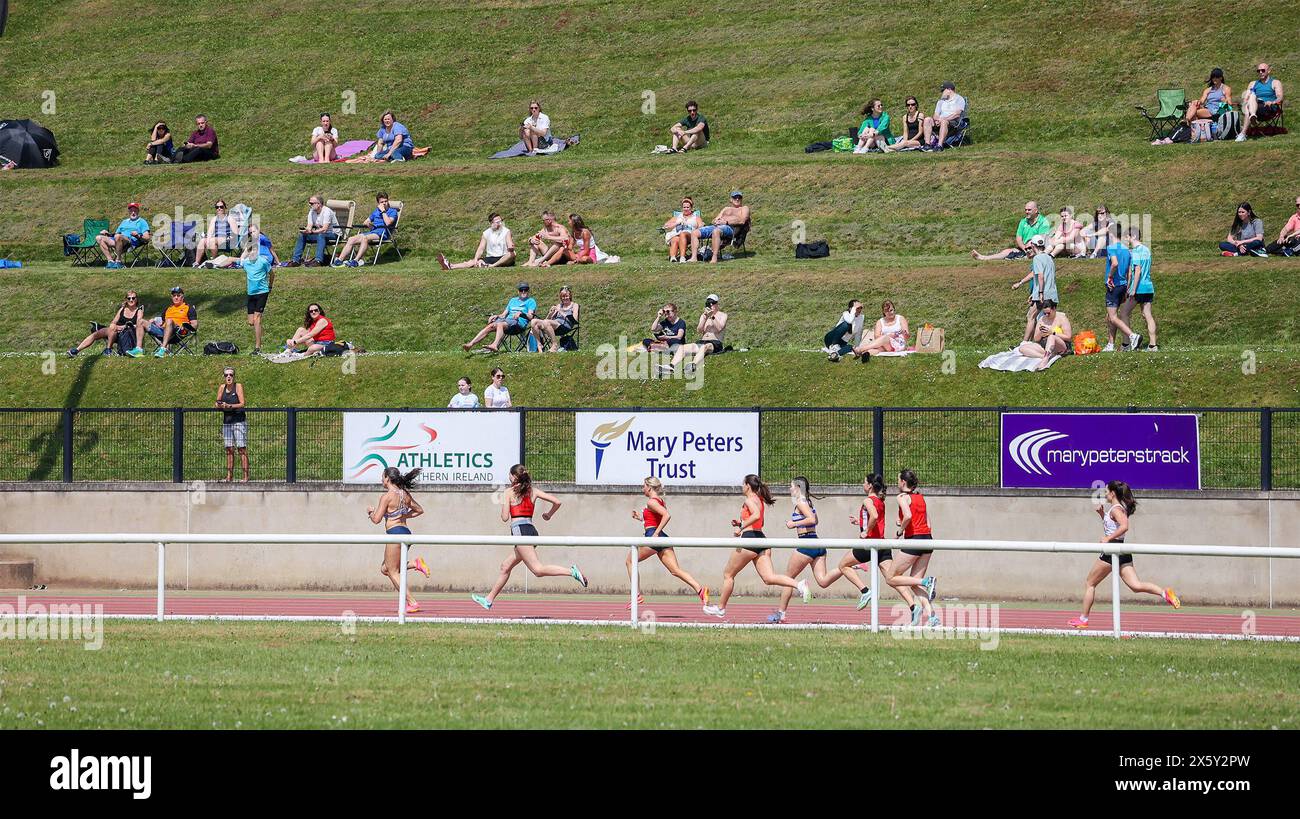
[971,201,1051,261]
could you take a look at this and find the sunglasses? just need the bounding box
[216,205,226,210]
[906,101,918,106]
[493,373,505,378]
[126,296,137,301]
[309,308,321,314]
[1258,68,1269,72]
[224,372,235,377]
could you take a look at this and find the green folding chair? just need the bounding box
[1136,89,1188,141]
[62,218,109,266]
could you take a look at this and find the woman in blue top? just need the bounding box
[367,466,430,614]
[853,99,893,153]
[768,477,857,623]
[1185,68,1232,129]
[370,110,412,162]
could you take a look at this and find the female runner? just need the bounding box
[1069,480,1180,628]
[627,477,710,608]
[472,464,588,610]
[703,474,809,618]
[893,469,940,627]
[768,477,858,623]
[367,467,429,614]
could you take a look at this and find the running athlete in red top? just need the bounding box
[627,477,709,608]
[894,469,939,627]
[704,474,808,618]
[471,464,587,610]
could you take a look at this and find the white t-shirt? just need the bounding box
[839,310,865,344]
[522,112,550,134]
[482,225,512,258]
[934,93,967,120]
[484,384,511,408]
[307,206,338,230]
[311,126,339,142]
[448,392,480,408]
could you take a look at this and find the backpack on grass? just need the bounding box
[203,341,239,355]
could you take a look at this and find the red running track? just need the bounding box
[4,593,1299,638]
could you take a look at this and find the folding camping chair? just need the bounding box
[325,198,357,264]
[1248,101,1286,137]
[228,204,253,251]
[62,218,109,266]
[122,233,156,267]
[368,200,404,264]
[1136,89,1188,141]
[148,322,199,355]
[155,220,197,268]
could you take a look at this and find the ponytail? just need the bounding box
[644,476,665,496]
[1108,480,1137,516]
[382,466,420,491]
[744,474,775,506]
[899,468,919,491]
[510,463,533,499]
[865,473,887,497]
[791,476,821,502]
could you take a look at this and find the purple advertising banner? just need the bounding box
[1000,413,1200,490]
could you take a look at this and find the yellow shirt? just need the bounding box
[164,301,195,327]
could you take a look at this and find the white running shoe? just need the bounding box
[797,578,811,604]
[1235,130,1248,142]
[703,604,725,618]
[1129,332,1141,351]
[1102,343,1115,352]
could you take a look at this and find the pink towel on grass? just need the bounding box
[291,140,374,163]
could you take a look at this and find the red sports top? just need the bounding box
[509,490,534,518]
[899,491,931,536]
[740,499,765,532]
[315,318,336,342]
[866,495,886,539]
[642,498,665,529]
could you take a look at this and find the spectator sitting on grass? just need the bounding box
[542,214,596,266]
[143,121,174,165]
[284,303,337,355]
[971,201,1051,261]
[1266,195,1300,256]
[96,203,151,269]
[853,300,910,360]
[286,195,338,267]
[147,286,198,357]
[926,82,967,150]
[1185,68,1233,128]
[520,101,552,154]
[1012,235,1058,342]
[67,290,146,358]
[696,191,750,264]
[1046,206,1086,258]
[449,377,481,408]
[658,294,727,375]
[524,210,570,266]
[884,96,926,152]
[461,283,536,353]
[642,303,687,351]
[175,114,219,164]
[530,286,580,352]
[823,299,864,362]
[311,113,340,163]
[670,101,709,153]
[1238,62,1284,141]
[439,213,516,269]
[369,111,412,162]
[1219,202,1267,256]
[854,99,893,153]
[664,197,704,263]
[333,191,397,267]
[1018,299,1072,371]
[1082,204,1115,258]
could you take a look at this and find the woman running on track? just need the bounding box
[840,473,931,616]
[1069,480,1180,629]
[472,464,588,610]
[768,477,856,623]
[628,477,710,608]
[367,466,429,614]
[704,474,809,618]
[893,469,940,627]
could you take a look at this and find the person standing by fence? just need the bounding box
[215,367,249,482]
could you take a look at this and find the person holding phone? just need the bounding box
[659,294,727,374]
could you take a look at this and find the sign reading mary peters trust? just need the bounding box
[575,412,759,486]
[343,412,520,484]
[1001,413,1200,490]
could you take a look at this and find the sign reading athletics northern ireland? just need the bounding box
[343,412,520,484]
[1000,413,1200,490]
[575,412,759,485]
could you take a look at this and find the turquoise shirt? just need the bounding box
[504,296,537,327]
[115,216,150,236]
[241,255,272,296]
[1129,243,1153,295]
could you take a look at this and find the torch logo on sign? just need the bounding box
[590,417,635,480]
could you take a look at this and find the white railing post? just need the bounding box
[156,542,165,622]
[398,542,409,624]
[870,548,879,633]
[1111,553,1121,638]
[630,545,639,628]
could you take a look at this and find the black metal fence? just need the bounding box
[0,406,1295,490]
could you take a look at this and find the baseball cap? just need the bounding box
[127,202,141,210]
[729,191,743,199]
[1028,235,1047,248]
[517,282,530,291]
[170,286,184,294]
[705,293,720,305]
[940,81,956,91]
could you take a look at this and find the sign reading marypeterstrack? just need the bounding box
[575,412,759,485]
[342,412,520,484]
[1001,412,1201,490]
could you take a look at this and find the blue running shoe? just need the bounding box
[910,604,923,626]
[927,613,941,628]
[471,594,492,610]
[920,576,937,601]
[766,610,787,624]
[570,565,588,588]
[855,589,873,611]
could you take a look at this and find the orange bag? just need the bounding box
[1073,330,1100,355]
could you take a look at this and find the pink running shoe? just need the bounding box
[1068,616,1089,629]
[1163,588,1181,609]
[413,557,430,578]
[406,602,421,614]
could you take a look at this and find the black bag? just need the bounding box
[1169,122,1192,143]
[322,341,351,356]
[795,240,830,259]
[203,341,239,355]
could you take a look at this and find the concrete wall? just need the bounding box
[2,485,1298,605]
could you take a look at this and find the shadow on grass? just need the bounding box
[25,352,98,480]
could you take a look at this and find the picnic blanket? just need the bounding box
[263,350,312,364]
[978,348,1063,372]
[491,134,579,159]
[289,140,374,164]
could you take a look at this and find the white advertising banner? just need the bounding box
[574,412,759,486]
[342,412,520,484]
